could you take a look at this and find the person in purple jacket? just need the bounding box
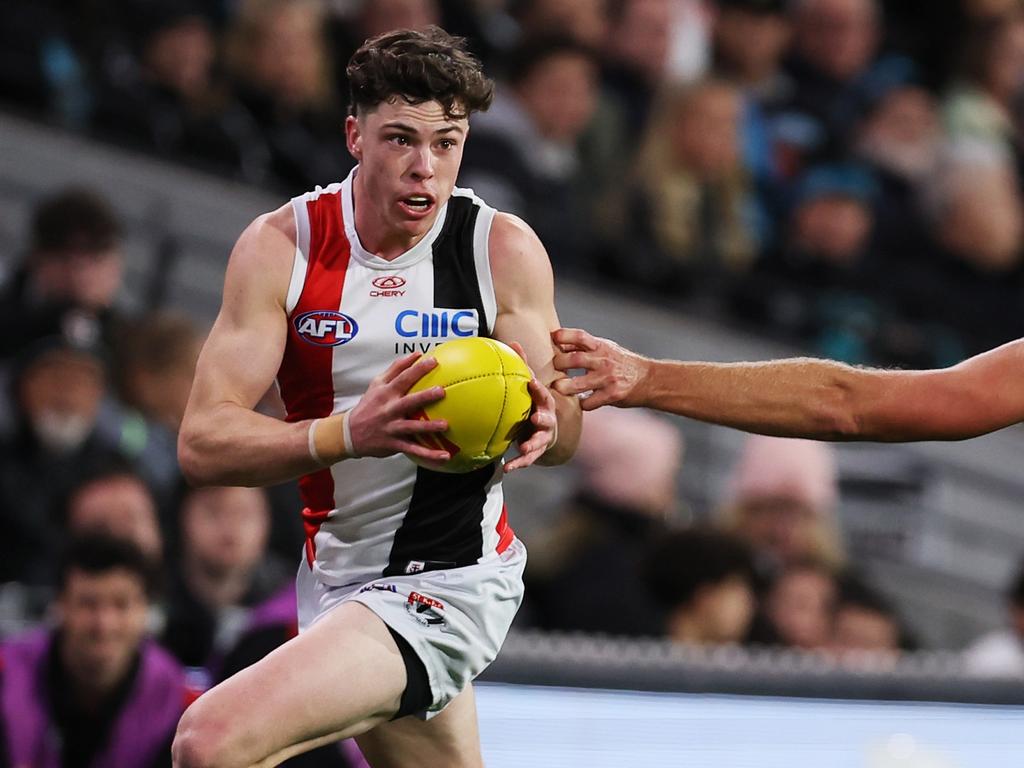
[0,534,198,768]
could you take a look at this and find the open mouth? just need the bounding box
[398,195,436,218]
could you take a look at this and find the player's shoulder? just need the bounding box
[488,212,548,266]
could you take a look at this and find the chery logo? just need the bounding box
[371,276,407,297]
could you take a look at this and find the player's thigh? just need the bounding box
[354,684,483,768]
[176,601,407,766]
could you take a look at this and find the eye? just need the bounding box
[438,138,457,150]
[388,135,410,146]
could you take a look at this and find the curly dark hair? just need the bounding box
[347,26,494,120]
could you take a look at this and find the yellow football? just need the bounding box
[407,337,533,473]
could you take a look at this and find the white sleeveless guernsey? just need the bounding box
[277,168,516,589]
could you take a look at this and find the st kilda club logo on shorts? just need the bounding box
[293,310,358,346]
[406,591,446,627]
[370,275,407,298]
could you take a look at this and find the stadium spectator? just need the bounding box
[225,0,352,191]
[514,0,608,47]
[646,528,757,646]
[460,34,599,265]
[523,409,682,637]
[0,534,194,768]
[114,311,203,434]
[601,0,674,135]
[604,79,760,301]
[162,486,288,670]
[944,12,1024,157]
[67,464,163,563]
[963,558,1024,676]
[829,576,906,660]
[92,2,271,183]
[0,332,121,587]
[712,0,792,100]
[718,435,845,581]
[0,188,124,360]
[752,558,838,649]
[769,0,909,174]
[915,140,1024,351]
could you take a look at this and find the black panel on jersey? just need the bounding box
[384,195,496,576]
[431,195,488,333]
[384,464,494,575]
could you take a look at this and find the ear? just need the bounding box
[346,115,363,162]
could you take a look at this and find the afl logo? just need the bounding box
[294,310,358,346]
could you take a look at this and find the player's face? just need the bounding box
[58,568,149,691]
[347,99,468,242]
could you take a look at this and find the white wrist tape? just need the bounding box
[342,411,359,458]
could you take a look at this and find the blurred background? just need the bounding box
[2,0,1024,765]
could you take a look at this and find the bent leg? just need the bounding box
[355,685,484,768]
[173,601,407,768]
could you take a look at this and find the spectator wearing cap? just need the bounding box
[460,34,600,266]
[646,528,757,646]
[0,188,124,361]
[0,331,125,588]
[523,409,683,637]
[91,1,271,183]
[733,162,906,362]
[717,435,845,583]
[0,534,197,768]
[963,556,1024,677]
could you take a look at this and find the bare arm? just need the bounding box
[490,214,582,469]
[552,329,1024,442]
[179,207,449,487]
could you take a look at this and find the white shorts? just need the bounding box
[296,538,527,718]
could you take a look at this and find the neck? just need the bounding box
[184,556,252,609]
[352,171,432,260]
[59,643,121,710]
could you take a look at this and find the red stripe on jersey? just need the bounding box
[276,191,350,565]
[495,504,514,554]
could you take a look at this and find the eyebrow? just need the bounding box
[381,121,465,135]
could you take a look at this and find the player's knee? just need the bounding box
[172,706,239,768]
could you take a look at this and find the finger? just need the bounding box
[379,352,424,384]
[395,386,446,415]
[527,377,555,409]
[551,371,604,396]
[400,443,451,463]
[509,340,527,360]
[552,350,600,373]
[390,418,448,435]
[551,328,599,353]
[579,391,615,411]
[389,355,439,393]
[504,446,543,474]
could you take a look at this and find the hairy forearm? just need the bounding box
[178,402,324,487]
[639,357,875,440]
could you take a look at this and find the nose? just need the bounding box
[409,146,434,181]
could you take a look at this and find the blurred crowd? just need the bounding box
[4,0,1024,764]
[6,0,1024,365]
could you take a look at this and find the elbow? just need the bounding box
[177,425,214,487]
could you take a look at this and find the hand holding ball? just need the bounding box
[407,337,533,473]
